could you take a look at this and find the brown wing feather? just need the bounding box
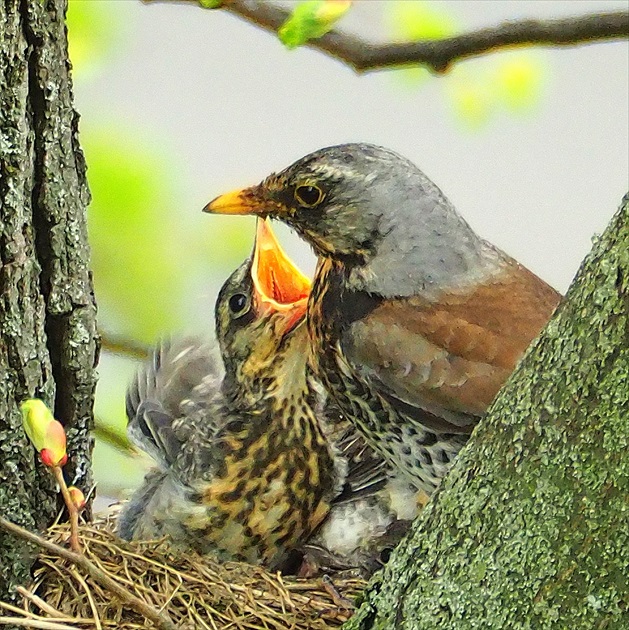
[345,263,560,420]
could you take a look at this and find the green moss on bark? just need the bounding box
[346,195,629,629]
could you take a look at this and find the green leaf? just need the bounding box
[279,0,352,49]
[21,399,57,452]
[20,399,68,467]
[199,0,222,7]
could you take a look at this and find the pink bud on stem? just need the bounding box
[21,399,83,553]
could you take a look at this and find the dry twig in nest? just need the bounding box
[0,519,366,629]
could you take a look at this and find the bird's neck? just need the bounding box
[335,185,505,299]
[307,259,354,381]
[220,338,344,503]
[226,329,336,448]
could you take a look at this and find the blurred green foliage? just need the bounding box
[446,53,546,128]
[66,0,127,78]
[276,0,548,129]
[67,0,251,498]
[85,129,185,343]
[388,1,547,129]
[389,0,459,86]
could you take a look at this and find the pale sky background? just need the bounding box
[73,0,629,498]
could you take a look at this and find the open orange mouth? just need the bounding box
[252,219,311,332]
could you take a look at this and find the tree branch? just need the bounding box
[99,331,148,360]
[146,1,629,73]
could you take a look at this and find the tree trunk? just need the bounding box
[0,0,98,603]
[345,193,629,629]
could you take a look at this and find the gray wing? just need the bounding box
[323,402,389,504]
[117,468,167,540]
[126,337,224,470]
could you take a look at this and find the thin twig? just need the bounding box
[320,575,354,610]
[51,466,81,554]
[69,568,102,630]
[0,617,78,630]
[145,1,629,73]
[93,422,136,456]
[0,599,62,621]
[0,601,91,626]
[99,331,148,360]
[15,586,66,619]
[0,517,179,630]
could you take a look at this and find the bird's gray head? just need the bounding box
[254,143,423,261]
[206,144,496,297]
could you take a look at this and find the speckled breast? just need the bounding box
[307,259,468,495]
[183,403,337,569]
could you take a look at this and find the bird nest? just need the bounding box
[0,517,366,630]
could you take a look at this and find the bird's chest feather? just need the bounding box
[183,397,336,567]
[307,260,467,494]
[308,264,389,442]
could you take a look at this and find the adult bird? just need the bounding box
[204,144,562,493]
[119,218,418,574]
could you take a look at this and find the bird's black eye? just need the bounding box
[228,293,249,316]
[294,184,324,208]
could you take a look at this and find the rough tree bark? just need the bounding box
[0,0,98,603]
[345,193,629,629]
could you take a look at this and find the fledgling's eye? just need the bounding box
[294,184,324,208]
[228,293,249,317]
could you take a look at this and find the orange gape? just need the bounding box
[253,218,310,305]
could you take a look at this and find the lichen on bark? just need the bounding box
[346,194,629,630]
[0,0,98,602]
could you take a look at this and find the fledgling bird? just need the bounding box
[118,220,344,569]
[204,144,562,493]
[119,219,417,574]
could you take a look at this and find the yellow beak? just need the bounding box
[204,188,258,216]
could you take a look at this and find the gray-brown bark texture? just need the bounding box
[0,0,98,602]
[345,193,629,630]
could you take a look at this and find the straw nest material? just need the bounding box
[0,517,367,630]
